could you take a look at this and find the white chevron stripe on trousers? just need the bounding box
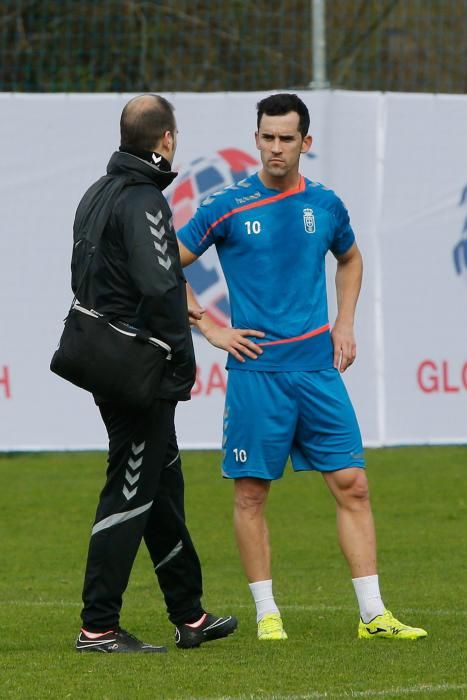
[92,501,153,536]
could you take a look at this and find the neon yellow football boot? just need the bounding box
[358,609,427,640]
[257,613,288,640]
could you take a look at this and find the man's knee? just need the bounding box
[349,469,370,502]
[326,468,370,509]
[234,477,270,515]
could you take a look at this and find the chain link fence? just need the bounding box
[1,0,465,93]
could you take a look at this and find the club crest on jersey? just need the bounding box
[303,208,316,234]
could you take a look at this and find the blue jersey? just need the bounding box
[177,172,355,371]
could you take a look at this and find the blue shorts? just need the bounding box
[222,369,364,480]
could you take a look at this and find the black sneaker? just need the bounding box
[76,628,167,653]
[175,613,238,649]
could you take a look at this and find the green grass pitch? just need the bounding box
[1,446,466,699]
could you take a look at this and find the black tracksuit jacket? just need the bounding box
[71,151,196,401]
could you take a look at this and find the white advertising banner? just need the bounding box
[0,91,465,450]
[378,94,467,443]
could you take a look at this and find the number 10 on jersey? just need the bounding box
[244,220,261,235]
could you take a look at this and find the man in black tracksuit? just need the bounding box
[72,94,237,653]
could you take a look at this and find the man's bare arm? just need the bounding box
[332,242,363,372]
[179,240,265,362]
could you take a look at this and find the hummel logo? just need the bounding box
[366,627,386,635]
[158,256,172,270]
[154,240,168,255]
[123,442,145,501]
[128,456,143,471]
[146,212,162,228]
[132,441,145,455]
[125,470,140,486]
[123,484,138,501]
[152,154,162,165]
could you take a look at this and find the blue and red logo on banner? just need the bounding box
[453,185,467,281]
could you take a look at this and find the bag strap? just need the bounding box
[68,246,95,313]
[67,175,134,317]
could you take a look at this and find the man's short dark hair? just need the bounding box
[120,94,176,152]
[256,93,310,137]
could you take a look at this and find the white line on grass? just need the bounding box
[3,601,465,617]
[4,600,79,607]
[235,603,466,617]
[192,684,467,700]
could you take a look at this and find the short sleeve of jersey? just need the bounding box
[330,196,355,257]
[177,194,229,256]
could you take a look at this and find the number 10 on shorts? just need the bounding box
[233,448,248,463]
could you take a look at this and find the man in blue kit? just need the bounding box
[177,94,427,641]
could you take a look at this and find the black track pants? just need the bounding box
[81,398,203,631]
